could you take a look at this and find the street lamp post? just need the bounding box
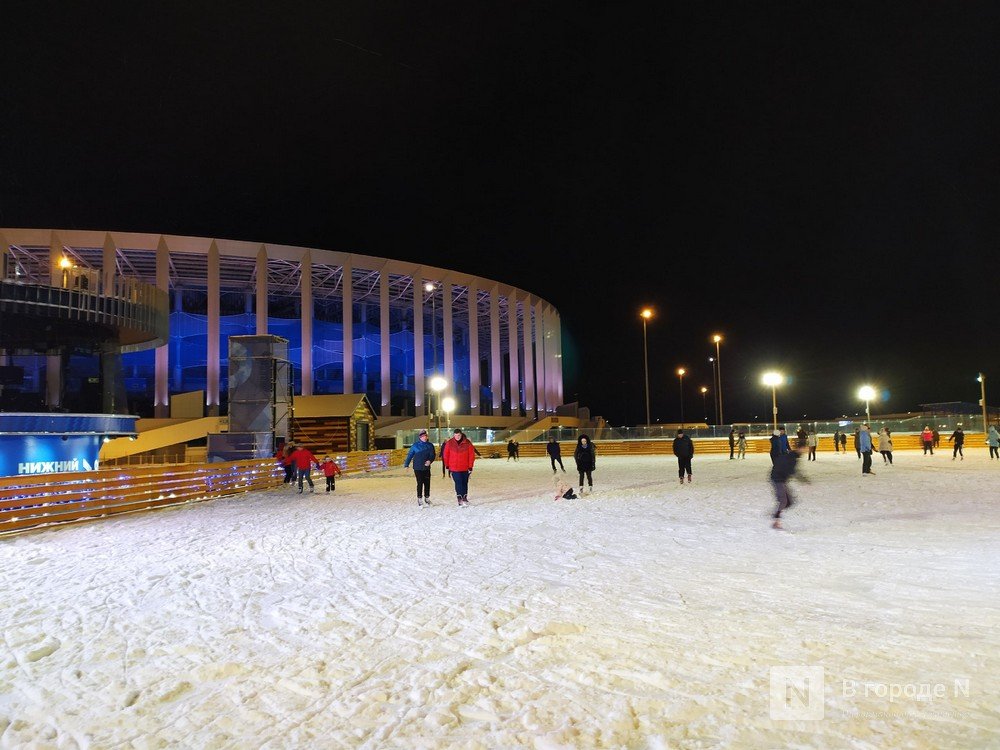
[677,368,686,428]
[640,308,653,430]
[977,373,987,434]
[858,385,875,426]
[762,372,784,431]
[708,357,718,424]
[700,386,708,422]
[430,376,447,435]
[442,396,456,430]
[712,334,724,426]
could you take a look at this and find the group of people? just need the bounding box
[277,443,342,493]
[403,428,478,506]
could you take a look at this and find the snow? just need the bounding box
[1,450,998,749]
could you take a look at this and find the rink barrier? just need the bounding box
[504,434,984,457]
[0,458,284,535]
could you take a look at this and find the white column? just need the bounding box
[154,236,170,417]
[442,281,454,390]
[521,296,534,416]
[342,260,353,394]
[300,250,313,396]
[490,284,501,414]
[379,266,390,416]
[256,245,268,334]
[467,285,479,412]
[206,240,220,414]
[413,276,424,412]
[552,308,563,406]
[506,292,520,416]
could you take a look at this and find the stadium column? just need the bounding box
[553,307,563,407]
[101,232,124,414]
[206,240,220,416]
[412,276,424,417]
[506,288,520,417]
[45,231,63,408]
[342,258,353,394]
[379,264,390,416]
[255,245,267,335]
[468,284,479,414]
[521,294,535,418]
[442,281,454,398]
[301,250,313,396]
[490,284,501,415]
[537,303,549,415]
[153,236,170,417]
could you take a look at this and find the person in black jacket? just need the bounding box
[672,429,695,484]
[948,427,965,460]
[546,437,566,473]
[573,434,596,495]
[768,430,782,465]
[771,439,808,530]
[728,429,735,460]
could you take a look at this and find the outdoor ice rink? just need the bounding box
[1,450,997,749]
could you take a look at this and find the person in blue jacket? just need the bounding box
[858,424,875,475]
[404,429,437,507]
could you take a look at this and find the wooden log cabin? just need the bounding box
[288,394,378,454]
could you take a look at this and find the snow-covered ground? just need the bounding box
[1,450,998,749]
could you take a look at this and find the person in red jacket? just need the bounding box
[442,428,476,506]
[278,444,295,484]
[921,425,934,455]
[321,456,342,492]
[289,444,318,493]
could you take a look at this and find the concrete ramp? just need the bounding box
[99,417,224,462]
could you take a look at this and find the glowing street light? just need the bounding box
[677,367,686,428]
[708,356,718,424]
[640,308,653,428]
[858,385,876,426]
[977,373,987,434]
[762,371,784,431]
[712,334,724,425]
[700,386,708,422]
[441,396,456,429]
[430,376,447,431]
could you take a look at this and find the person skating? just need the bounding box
[853,428,861,459]
[796,426,807,446]
[443,428,476,505]
[289,444,319,492]
[403,429,436,506]
[988,425,1000,460]
[832,429,841,453]
[546,437,566,473]
[768,430,782,465]
[770,439,809,530]
[736,431,747,459]
[672,428,695,484]
[278,444,296,484]
[321,456,342,492]
[839,431,847,454]
[878,427,893,465]
[779,427,790,455]
[507,439,518,462]
[573,434,596,495]
[948,426,965,460]
[921,425,934,455]
[806,429,818,461]
[933,428,941,448]
[728,428,735,460]
[859,424,875,475]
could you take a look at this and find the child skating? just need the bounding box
[771,439,808,530]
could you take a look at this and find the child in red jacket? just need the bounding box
[321,457,342,492]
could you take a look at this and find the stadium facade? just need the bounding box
[0,229,563,419]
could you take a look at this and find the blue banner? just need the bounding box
[0,413,137,477]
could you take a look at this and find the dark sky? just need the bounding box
[4,2,998,424]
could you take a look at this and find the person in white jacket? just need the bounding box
[806,430,818,461]
[877,427,894,465]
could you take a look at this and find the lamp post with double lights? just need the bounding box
[858,385,875,426]
[430,376,447,436]
[708,357,718,424]
[977,373,987,435]
[640,308,653,430]
[762,372,784,432]
[677,368,686,428]
[712,334,724,425]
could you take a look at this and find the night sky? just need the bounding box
[4,3,998,425]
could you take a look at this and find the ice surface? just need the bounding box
[1,451,997,748]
